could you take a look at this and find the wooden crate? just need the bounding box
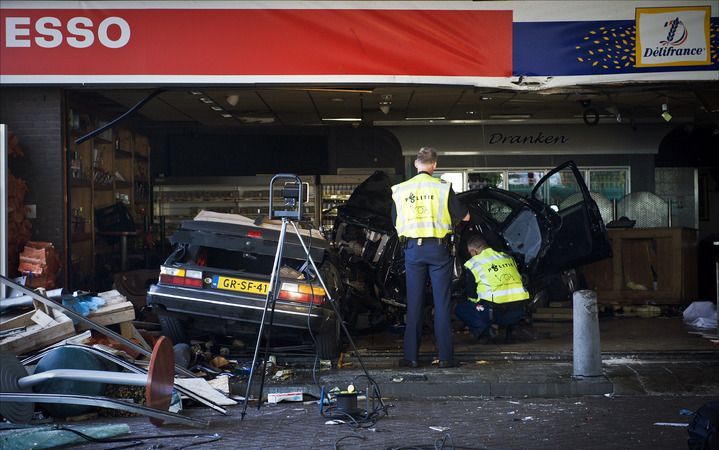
[583,227,698,304]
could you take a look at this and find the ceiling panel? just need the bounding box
[86,81,719,128]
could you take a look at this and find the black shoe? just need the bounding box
[438,360,458,368]
[399,359,419,368]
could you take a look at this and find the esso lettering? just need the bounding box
[5,16,131,49]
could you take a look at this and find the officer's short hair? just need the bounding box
[416,147,438,164]
[466,234,487,252]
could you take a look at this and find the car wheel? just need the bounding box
[159,314,189,345]
[315,320,341,360]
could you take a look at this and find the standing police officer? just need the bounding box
[392,147,469,368]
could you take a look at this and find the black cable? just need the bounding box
[74,89,164,145]
[384,434,498,450]
[105,442,144,450]
[173,433,223,449]
[334,433,366,450]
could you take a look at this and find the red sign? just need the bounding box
[0,8,512,79]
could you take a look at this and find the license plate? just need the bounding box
[212,275,270,296]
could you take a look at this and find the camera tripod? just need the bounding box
[241,174,382,421]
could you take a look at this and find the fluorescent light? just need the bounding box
[448,120,485,124]
[199,97,214,104]
[189,91,204,95]
[488,114,531,120]
[321,118,362,122]
[220,113,233,118]
[405,116,446,120]
[210,106,224,111]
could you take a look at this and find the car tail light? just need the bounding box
[159,266,203,288]
[278,282,325,305]
[247,230,262,239]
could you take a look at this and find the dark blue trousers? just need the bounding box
[455,299,524,338]
[403,240,453,362]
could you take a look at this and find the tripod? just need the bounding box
[241,174,382,421]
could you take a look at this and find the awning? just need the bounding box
[1,1,717,88]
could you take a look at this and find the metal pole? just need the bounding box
[17,369,148,389]
[572,289,602,378]
[611,198,618,223]
[1,124,8,299]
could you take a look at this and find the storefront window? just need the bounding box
[468,172,504,190]
[507,171,543,197]
[437,172,465,192]
[588,170,627,200]
[542,168,583,209]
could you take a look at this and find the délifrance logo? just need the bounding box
[661,17,688,47]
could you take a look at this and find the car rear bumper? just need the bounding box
[147,283,335,331]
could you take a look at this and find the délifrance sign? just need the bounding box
[635,5,712,67]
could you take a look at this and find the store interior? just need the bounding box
[56,83,719,301]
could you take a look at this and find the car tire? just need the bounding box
[315,320,341,360]
[159,314,189,345]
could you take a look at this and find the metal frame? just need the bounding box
[0,393,208,427]
[21,344,228,415]
[0,275,196,378]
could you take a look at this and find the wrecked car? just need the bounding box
[330,161,612,326]
[147,211,344,359]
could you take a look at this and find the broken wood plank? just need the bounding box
[0,308,75,354]
[77,301,135,329]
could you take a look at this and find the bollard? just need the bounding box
[573,289,602,378]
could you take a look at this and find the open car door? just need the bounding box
[530,161,612,277]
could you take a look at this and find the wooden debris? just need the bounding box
[0,304,75,354]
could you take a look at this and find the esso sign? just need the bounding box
[5,16,131,49]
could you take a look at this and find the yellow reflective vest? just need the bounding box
[464,248,529,304]
[391,173,453,238]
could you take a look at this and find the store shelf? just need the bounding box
[70,178,91,188]
[114,149,133,159]
[319,174,369,231]
[68,119,151,291]
[153,175,318,238]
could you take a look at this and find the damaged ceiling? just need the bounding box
[72,81,719,129]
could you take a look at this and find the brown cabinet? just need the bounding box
[583,228,697,304]
[67,112,150,290]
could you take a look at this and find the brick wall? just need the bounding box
[0,87,65,263]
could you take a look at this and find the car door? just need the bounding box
[457,187,555,278]
[530,161,612,276]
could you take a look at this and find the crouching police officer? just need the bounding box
[392,147,469,368]
[455,234,529,342]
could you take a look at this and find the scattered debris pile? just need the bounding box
[0,279,232,435]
